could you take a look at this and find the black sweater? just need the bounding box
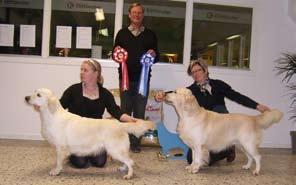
[60,83,122,119]
[113,27,159,82]
[187,79,258,111]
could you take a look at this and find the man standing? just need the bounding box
[113,3,159,153]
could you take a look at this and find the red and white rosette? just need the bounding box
[113,47,129,91]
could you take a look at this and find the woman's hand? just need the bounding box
[120,113,137,122]
[155,90,165,102]
[256,104,271,113]
[34,105,40,112]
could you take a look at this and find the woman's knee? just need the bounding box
[89,151,107,168]
[69,155,89,168]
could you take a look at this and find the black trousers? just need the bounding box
[129,134,141,149]
[69,150,107,168]
[120,81,149,148]
[186,147,233,165]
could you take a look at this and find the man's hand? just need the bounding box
[147,49,156,58]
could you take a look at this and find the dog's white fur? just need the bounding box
[25,88,155,179]
[165,88,283,175]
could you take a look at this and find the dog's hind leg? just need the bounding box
[241,148,253,170]
[118,164,128,172]
[120,156,134,179]
[252,150,261,175]
[49,146,68,176]
[108,149,134,179]
[242,143,261,175]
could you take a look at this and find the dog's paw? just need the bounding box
[49,168,61,176]
[185,165,195,173]
[185,165,192,170]
[118,165,128,172]
[186,164,200,174]
[242,164,251,170]
[190,165,200,174]
[123,174,132,180]
[252,170,260,176]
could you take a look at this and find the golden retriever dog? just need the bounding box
[165,88,283,175]
[25,88,155,179]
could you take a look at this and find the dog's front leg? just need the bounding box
[49,146,67,176]
[185,149,195,171]
[188,145,202,174]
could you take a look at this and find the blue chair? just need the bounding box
[157,122,188,160]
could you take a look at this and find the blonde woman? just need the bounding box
[60,59,134,168]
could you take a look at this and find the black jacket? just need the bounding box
[187,79,258,111]
[113,27,159,82]
[60,83,122,119]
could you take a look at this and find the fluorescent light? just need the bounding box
[164,53,176,57]
[95,8,105,21]
[226,34,240,40]
[208,42,217,47]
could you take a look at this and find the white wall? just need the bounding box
[0,0,295,148]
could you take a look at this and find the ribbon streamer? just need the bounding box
[138,53,155,97]
[113,47,129,91]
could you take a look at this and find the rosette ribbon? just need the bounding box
[138,53,155,97]
[113,47,129,91]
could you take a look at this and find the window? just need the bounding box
[191,3,252,69]
[0,0,44,55]
[123,0,186,64]
[50,0,115,58]
[0,1,254,68]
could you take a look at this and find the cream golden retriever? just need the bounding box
[25,88,155,179]
[165,88,283,175]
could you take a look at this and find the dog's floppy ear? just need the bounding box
[48,96,59,114]
[184,94,198,112]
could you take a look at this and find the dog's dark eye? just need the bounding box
[37,93,41,97]
[165,91,173,95]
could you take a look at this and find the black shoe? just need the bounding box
[208,157,218,166]
[131,147,141,153]
[226,146,236,163]
[208,151,221,166]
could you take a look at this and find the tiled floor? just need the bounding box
[0,139,295,185]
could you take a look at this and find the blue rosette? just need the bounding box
[138,53,155,97]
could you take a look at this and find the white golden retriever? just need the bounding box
[165,88,283,175]
[25,88,155,179]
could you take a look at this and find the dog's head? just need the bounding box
[165,88,199,114]
[25,88,59,113]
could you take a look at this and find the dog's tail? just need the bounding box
[119,120,156,138]
[256,109,283,129]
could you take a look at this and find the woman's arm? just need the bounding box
[103,89,136,122]
[218,80,270,112]
[60,85,75,109]
[103,89,123,120]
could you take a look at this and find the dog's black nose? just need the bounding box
[25,96,30,102]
